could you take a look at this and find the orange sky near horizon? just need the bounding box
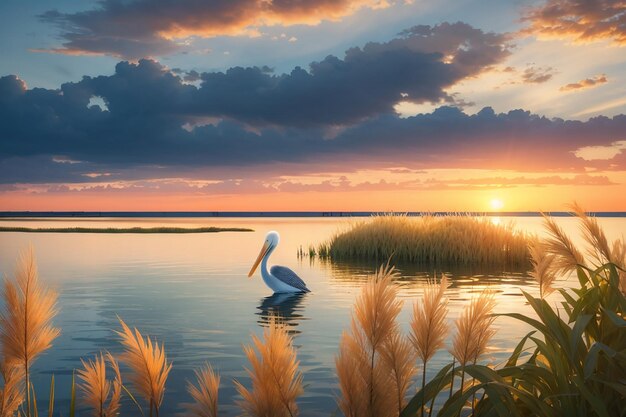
[2,180,624,212]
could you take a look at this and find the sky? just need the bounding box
[1,0,625,212]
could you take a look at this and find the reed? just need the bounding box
[528,241,557,298]
[380,332,417,416]
[335,264,409,417]
[185,364,220,417]
[450,291,496,397]
[611,238,626,294]
[409,275,449,417]
[0,248,59,417]
[235,316,303,417]
[569,203,614,265]
[542,214,585,274]
[116,319,171,417]
[0,360,24,417]
[318,215,529,267]
[77,352,122,417]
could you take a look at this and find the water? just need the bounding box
[0,216,625,416]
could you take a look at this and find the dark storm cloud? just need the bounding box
[39,0,389,59]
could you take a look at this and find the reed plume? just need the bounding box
[569,203,614,265]
[335,264,404,417]
[542,214,585,274]
[116,319,171,417]
[611,239,626,295]
[0,360,24,417]
[528,242,557,298]
[380,332,417,416]
[186,364,219,417]
[77,352,122,417]
[335,332,366,417]
[450,291,496,395]
[235,316,303,417]
[0,247,59,417]
[409,275,449,417]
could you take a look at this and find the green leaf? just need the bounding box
[601,307,626,327]
[584,342,618,379]
[506,331,536,367]
[400,363,454,417]
[570,314,592,359]
[48,375,54,417]
[577,267,590,288]
[121,384,146,417]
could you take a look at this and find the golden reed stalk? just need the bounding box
[0,248,59,417]
[611,239,626,295]
[569,203,614,265]
[450,291,496,398]
[336,264,413,417]
[116,319,171,417]
[0,360,24,417]
[410,275,449,417]
[381,332,417,416]
[528,242,557,299]
[542,214,585,274]
[77,352,122,417]
[235,316,303,417]
[186,364,220,417]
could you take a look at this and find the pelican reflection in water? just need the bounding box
[257,292,308,334]
[248,231,310,294]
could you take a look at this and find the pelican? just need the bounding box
[248,231,310,293]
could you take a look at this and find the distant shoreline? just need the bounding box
[0,211,625,218]
[0,226,254,233]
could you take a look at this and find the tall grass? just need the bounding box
[116,319,171,417]
[336,264,416,417]
[0,360,24,416]
[77,352,122,417]
[185,364,220,417]
[316,215,529,268]
[0,248,59,417]
[235,316,303,417]
[409,275,449,417]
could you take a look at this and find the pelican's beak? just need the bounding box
[248,241,270,277]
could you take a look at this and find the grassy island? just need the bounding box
[0,226,253,233]
[313,214,530,267]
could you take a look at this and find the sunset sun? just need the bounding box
[490,198,504,210]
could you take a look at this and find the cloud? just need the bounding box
[194,23,510,126]
[424,174,616,188]
[560,74,608,91]
[2,66,626,185]
[2,25,626,186]
[521,65,555,84]
[523,0,626,45]
[20,23,512,128]
[39,0,391,58]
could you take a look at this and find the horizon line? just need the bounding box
[2,211,626,218]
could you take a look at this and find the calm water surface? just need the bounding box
[1,216,625,416]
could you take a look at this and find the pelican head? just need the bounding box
[248,231,280,277]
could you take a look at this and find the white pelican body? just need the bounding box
[249,231,310,294]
